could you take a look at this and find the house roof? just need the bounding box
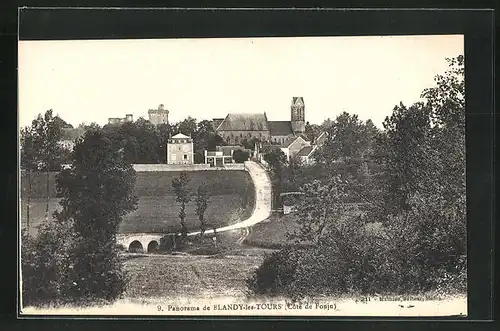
[216,113,269,131]
[296,145,315,157]
[172,133,190,139]
[268,121,293,136]
[281,135,309,148]
[315,131,328,145]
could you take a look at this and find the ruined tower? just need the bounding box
[148,104,169,125]
[291,97,305,133]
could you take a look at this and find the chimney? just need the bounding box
[125,114,133,122]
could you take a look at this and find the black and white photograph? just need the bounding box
[18,34,466,316]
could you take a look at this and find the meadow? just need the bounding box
[20,170,255,235]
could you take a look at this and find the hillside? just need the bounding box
[20,170,255,235]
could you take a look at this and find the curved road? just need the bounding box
[187,160,272,236]
[117,161,272,249]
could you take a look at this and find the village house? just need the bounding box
[166,133,194,165]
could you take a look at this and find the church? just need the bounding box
[214,97,306,146]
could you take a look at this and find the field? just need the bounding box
[20,170,255,235]
[22,252,467,317]
[244,213,300,248]
[122,253,265,299]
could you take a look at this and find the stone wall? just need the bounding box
[132,164,246,172]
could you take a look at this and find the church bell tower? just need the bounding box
[291,97,305,133]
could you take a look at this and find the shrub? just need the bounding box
[246,248,298,297]
[232,149,250,163]
[21,220,74,307]
[159,234,181,251]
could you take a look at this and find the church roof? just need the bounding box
[217,113,269,131]
[172,133,190,139]
[268,121,293,136]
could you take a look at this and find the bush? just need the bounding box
[159,234,181,251]
[246,248,298,297]
[246,207,466,298]
[21,221,74,307]
[232,149,250,163]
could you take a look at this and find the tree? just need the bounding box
[263,149,288,209]
[195,183,211,236]
[21,110,66,223]
[304,122,321,143]
[172,171,192,238]
[315,112,368,164]
[54,129,138,302]
[177,117,198,137]
[232,149,250,163]
[289,175,350,245]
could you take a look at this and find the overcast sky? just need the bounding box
[18,35,463,129]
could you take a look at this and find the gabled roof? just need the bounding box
[172,133,190,139]
[296,145,315,157]
[216,113,269,131]
[268,121,293,136]
[315,131,328,145]
[281,135,309,148]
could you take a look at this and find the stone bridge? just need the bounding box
[116,233,164,253]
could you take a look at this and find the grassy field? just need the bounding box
[20,170,255,235]
[22,252,467,317]
[122,253,265,299]
[244,213,301,248]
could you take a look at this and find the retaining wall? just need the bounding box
[132,164,245,172]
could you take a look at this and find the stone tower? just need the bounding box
[148,104,169,125]
[291,97,305,133]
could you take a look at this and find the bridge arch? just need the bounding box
[147,240,159,252]
[128,240,144,253]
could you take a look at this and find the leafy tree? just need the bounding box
[314,112,368,164]
[289,175,350,245]
[263,149,288,209]
[54,129,138,302]
[177,116,198,137]
[195,183,211,236]
[377,102,438,216]
[21,110,66,223]
[156,123,178,163]
[232,149,250,163]
[320,118,334,130]
[206,134,226,151]
[172,171,192,238]
[121,118,160,163]
[304,122,321,143]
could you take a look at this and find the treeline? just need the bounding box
[248,55,466,298]
[20,115,227,170]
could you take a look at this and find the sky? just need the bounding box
[18,35,464,129]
